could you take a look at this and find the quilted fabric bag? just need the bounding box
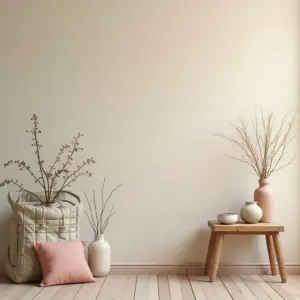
[5,190,82,283]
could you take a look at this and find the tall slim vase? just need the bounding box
[88,234,111,277]
[254,178,274,223]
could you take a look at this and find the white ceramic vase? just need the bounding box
[240,201,263,224]
[88,234,111,277]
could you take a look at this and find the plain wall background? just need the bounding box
[0,0,299,266]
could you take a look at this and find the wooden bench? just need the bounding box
[204,221,286,282]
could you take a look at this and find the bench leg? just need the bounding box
[272,233,287,283]
[209,233,224,282]
[266,234,276,275]
[204,232,216,275]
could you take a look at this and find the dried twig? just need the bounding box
[0,114,95,204]
[214,109,297,179]
[84,178,121,235]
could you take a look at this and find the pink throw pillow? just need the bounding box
[34,240,95,287]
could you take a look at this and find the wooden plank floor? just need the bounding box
[1,274,300,299]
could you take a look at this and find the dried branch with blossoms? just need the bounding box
[214,109,297,179]
[84,177,121,235]
[0,114,95,205]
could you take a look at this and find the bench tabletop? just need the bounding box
[208,221,284,232]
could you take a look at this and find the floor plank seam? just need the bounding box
[72,284,83,300]
[219,277,234,300]
[133,274,138,300]
[218,276,234,300]
[32,287,45,300]
[238,275,260,300]
[187,276,197,300]
[157,275,161,300]
[259,275,285,300]
[167,275,172,300]
[49,286,60,300]
[96,276,107,300]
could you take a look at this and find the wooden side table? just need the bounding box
[204,221,287,283]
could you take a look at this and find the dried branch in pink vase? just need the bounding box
[0,114,95,205]
[214,109,297,180]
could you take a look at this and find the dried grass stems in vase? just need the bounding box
[84,177,122,235]
[85,178,121,277]
[214,109,297,179]
[0,114,95,205]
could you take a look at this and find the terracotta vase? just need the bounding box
[254,178,274,223]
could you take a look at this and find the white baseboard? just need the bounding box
[110,263,300,275]
[1,264,299,276]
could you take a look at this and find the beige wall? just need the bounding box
[0,1,299,266]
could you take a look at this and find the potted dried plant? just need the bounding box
[215,109,297,222]
[0,114,95,205]
[84,177,121,277]
[1,114,95,283]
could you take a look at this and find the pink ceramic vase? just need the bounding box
[254,178,274,223]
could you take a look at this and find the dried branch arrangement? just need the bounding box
[215,109,297,179]
[84,177,121,235]
[0,114,95,205]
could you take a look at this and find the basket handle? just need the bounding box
[7,191,21,204]
[59,190,81,205]
[8,190,81,205]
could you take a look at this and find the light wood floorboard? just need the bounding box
[124,275,137,300]
[158,275,171,300]
[1,275,300,300]
[0,276,12,292]
[191,276,218,300]
[261,275,300,300]
[212,277,233,300]
[189,276,207,300]
[179,275,195,300]
[73,277,105,300]
[148,275,159,300]
[98,274,128,299]
[240,275,281,300]
[220,275,257,300]
[247,275,283,300]
[135,274,149,300]
[51,284,82,300]
[0,283,39,300]
[20,285,44,300]
[33,285,61,300]
[168,275,183,300]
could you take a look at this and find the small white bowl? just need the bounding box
[217,213,238,225]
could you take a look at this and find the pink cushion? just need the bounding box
[34,240,95,287]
